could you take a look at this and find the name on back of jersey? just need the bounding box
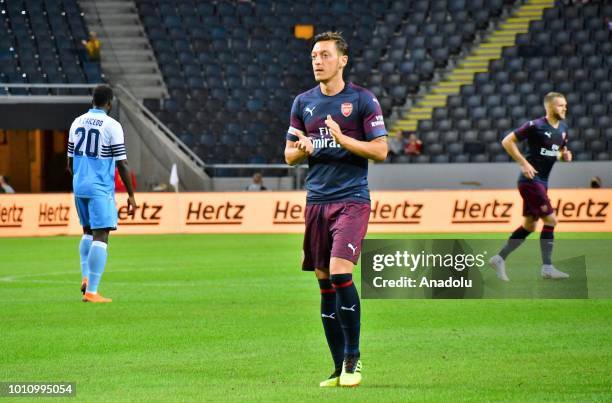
[79,117,104,127]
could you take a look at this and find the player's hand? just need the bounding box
[560,149,572,162]
[520,161,538,179]
[325,114,343,143]
[126,196,137,216]
[294,133,314,155]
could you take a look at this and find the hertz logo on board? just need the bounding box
[118,202,163,226]
[38,203,70,227]
[185,201,245,225]
[370,201,422,224]
[273,201,304,224]
[553,198,609,223]
[452,199,513,224]
[0,203,24,228]
[271,200,423,225]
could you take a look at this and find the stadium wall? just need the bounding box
[1,189,610,237]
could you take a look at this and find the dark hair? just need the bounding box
[93,84,113,107]
[312,31,348,56]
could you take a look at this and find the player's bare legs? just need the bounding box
[329,257,362,386]
[540,213,569,279]
[490,216,537,281]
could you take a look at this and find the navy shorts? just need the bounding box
[518,181,553,218]
[302,201,371,271]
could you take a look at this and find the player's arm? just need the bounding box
[109,122,136,214]
[285,96,310,166]
[284,135,312,166]
[501,132,537,179]
[325,115,388,162]
[559,131,572,162]
[116,159,137,214]
[559,147,572,162]
[67,121,76,176]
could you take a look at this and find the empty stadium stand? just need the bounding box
[137,0,518,164]
[395,1,611,163]
[0,0,102,95]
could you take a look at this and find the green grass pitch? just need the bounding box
[1,233,611,402]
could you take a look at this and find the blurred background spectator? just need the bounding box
[404,133,423,156]
[81,31,100,62]
[246,172,267,191]
[388,130,405,158]
[0,175,15,193]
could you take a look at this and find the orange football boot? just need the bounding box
[82,292,112,303]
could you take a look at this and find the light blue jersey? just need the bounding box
[67,108,127,197]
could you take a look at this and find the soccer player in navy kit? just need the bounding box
[284,32,388,387]
[490,92,572,281]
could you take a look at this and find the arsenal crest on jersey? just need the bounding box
[341,102,353,117]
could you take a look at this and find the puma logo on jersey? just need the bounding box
[348,243,357,255]
[544,131,552,138]
[305,105,317,116]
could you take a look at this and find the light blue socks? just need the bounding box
[79,235,93,280]
[86,241,108,294]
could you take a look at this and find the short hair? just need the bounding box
[544,92,565,105]
[93,84,113,107]
[312,31,348,56]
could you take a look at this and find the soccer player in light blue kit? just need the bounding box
[67,85,136,303]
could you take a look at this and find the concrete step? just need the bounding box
[100,40,150,51]
[115,75,164,86]
[80,2,134,13]
[113,50,154,62]
[130,87,169,99]
[103,64,159,75]
[93,14,140,25]
[88,25,144,36]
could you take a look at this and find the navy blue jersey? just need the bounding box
[286,82,387,204]
[514,117,569,183]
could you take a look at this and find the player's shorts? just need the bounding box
[302,201,371,271]
[75,195,118,230]
[518,181,553,218]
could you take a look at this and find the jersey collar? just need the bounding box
[89,108,107,114]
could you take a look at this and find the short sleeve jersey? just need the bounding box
[514,117,569,183]
[67,108,127,197]
[286,82,387,203]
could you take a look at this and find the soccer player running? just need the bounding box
[490,92,572,281]
[284,32,388,387]
[67,85,136,303]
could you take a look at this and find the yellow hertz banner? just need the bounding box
[0,189,610,237]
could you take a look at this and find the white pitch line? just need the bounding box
[0,267,195,287]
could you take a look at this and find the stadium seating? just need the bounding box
[137,0,389,163]
[349,0,510,116]
[412,1,612,163]
[0,0,101,95]
[138,0,513,164]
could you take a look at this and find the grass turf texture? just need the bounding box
[1,233,611,402]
